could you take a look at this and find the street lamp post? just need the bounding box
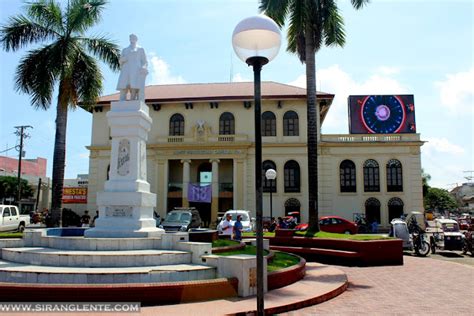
[265,168,277,221]
[232,15,281,316]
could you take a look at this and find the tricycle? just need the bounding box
[427,218,464,254]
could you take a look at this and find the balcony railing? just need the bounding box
[321,134,420,143]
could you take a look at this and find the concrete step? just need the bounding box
[2,247,192,268]
[44,236,164,251]
[0,259,216,284]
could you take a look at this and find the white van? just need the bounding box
[0,205,29,232]
[217,210,255,234]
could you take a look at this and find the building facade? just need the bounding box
[85,82,424,229]
[0,155,50,212]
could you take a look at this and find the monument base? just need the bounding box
[84,99,162,239]
[84,226,164,238]
[84,191,164,238]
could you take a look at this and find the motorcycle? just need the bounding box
[408,217,430,257]
[462,229,473,256]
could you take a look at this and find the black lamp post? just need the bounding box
[232,15,281,316]
[265,168,277,221]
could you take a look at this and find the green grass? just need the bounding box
[295,230,393,240]
[0,232,23,239]
[242,232,275,238]
[212,239,240,248]
[216,245,269,256]
[267,252,300,272]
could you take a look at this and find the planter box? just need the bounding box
[188,230,218,243]
[274,229,295,237]
[269,236,403,266]
[267,256,306,290]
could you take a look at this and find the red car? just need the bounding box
[294,216,358,234]
[320,216,358,234]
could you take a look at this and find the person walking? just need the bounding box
[233,215,243,241]
[221,213,233,239]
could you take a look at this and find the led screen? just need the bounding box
[348,95,416,134]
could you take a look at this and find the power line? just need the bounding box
[0,145,18,154]
[14,125,33,204]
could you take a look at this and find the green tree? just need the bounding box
[0,176,34,203]
[1,0,120,224]
[260,0,370,231]
[424,187,458,211]
[421,168,431,197]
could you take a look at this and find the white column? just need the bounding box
[210,159,220,222]
[181,159,191,207]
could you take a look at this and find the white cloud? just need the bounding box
[232,73,250,82]
[422,137,465,155]
[148,53,186,85]
[289,64,408,133]
[434,67,474,116]
[376,66,400,76]
[79,152,89,159]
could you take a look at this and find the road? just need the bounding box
[411,250,474,267]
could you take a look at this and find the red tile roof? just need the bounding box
[96,81,334,105]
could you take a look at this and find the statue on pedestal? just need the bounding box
[116,34,148,101]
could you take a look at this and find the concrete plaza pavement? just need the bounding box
[5,255,472,315]
[284,255,474,315]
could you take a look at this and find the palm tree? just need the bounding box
[260,0,369,232]
[1,0,120,225]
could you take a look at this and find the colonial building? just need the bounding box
[85,82,424,229]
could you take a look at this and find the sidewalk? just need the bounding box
[284,256,474,315]
[141,263,347,315]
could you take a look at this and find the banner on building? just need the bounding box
[187,183,212,203]
[62,187,87,204]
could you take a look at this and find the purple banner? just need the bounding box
[187,183,212,203]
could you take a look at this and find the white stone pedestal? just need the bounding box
[85,100,164,238]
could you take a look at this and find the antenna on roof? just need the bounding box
[230,51,233,82]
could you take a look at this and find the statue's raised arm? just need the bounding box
[116,34,148,101]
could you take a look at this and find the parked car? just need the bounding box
[294,216,358,234]
[217,210,254,234]
[159,207,202,232]
[319,216,358,234]
[428,218,464,253]
[0,205,29,232]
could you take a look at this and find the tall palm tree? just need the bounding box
[260,0,369,232]
[1,0,120,224]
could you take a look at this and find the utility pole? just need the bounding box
[14,125,33,205]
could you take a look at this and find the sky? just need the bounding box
[0,0,473,190]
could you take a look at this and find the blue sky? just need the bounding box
[0,0,472,189]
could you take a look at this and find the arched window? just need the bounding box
[169,114,184,136]
[365,197,381,224]
[262,160,276,192]
[219,112,235,135]
[284,160,300,192]
[262,111,276,136]
[387,159,403,192]
[363,159,380,192]
[283,111,299,136]
[340,160,356,192]
[388,197,404,221]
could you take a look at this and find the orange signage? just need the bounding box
[62,187,87,204]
